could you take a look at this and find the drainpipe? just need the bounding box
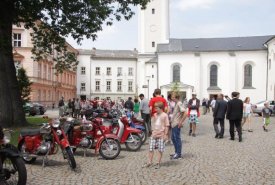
[264,43,268,101]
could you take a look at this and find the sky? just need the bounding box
[66,0,275,50]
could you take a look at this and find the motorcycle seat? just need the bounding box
[20,128,41,136]
[102,119,113,126]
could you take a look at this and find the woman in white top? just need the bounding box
[242,97,253,132]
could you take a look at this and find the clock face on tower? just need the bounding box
[150,25,157,32]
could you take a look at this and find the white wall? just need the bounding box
[158,50,268,103]
[267,38,275,100]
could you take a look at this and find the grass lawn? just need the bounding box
[9,116,50,146]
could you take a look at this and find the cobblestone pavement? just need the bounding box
[27,111,275,185]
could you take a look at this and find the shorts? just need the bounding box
[188,114,199,124]
[243,113,251,118]
[149,137,165,152]
[263,118,270,126]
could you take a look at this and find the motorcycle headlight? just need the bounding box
[56,129,62,136]
[52,119,60,128]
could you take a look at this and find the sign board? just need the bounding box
[142,85,148,88]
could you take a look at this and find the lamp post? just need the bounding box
[146,76,150,98]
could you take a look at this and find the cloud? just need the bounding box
[176,0,217,11]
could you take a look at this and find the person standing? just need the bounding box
[149,89,168,116]
[74,98,81,118]
[58,97,65,117]
[187,93,200,137]
[262,102,272,132]
[170,95,187,159]
[213,94,227,139]
[124,97,134,111]
[139,94,151,135]
[242,97,253,132]
[142,101,169,169]
[133,98,140,118]
[167,93,176,144]
[226,92,243,142]
[202,98,207,115]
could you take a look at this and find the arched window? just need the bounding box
[210,65,218,86]
[173,65,180,82]
[244,64,252,87]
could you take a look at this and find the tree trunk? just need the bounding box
[0,1,27,127]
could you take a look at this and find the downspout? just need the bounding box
[264,43,268,101]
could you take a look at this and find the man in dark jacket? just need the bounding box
[124,97,134,111]
[213,94,227,139]
[226,92,243,142]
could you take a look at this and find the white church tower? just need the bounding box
[137,0,170,98]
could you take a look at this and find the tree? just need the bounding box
[0,0,149,127]
[17,68,32,105]
[171,82,180,96]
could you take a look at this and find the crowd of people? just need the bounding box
[57,89,274,169]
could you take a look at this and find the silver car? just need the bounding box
[252,100,274,116]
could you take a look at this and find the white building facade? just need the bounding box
[76,0,275,103]
[77,49,138,100]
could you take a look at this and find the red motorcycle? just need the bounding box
[18,119,76,169]
[102,116,143,151]
[64,117,121,160]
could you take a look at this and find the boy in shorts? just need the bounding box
[143,101,169,169]
[262,102,272,132]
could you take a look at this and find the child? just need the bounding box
[143,101,169,169]
[262,102,272,132]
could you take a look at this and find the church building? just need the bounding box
[77,0,275,103]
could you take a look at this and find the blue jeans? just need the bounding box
[171,126,182,156]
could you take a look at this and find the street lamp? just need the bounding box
[146,76,150,98]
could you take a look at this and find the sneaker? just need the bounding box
[192,133,196,137]
[263,126,266,131]
[171,154,182,160]
[248,129,253,132]
[142,163,152,168]
[189,130,192,136]
[215,134,219,138]
[154,163,160,169]
[170,153,176,157]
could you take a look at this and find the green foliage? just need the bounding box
[171,82,180,96]
[17,68,32,104]
[12,0,150,73]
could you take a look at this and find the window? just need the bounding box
[152,42,155,47]
[48,90,51,101]
[152,65,154,68]
[269,59,271,70]
[38,63,42,78]
[172,64,180,82]
[152,8,155,14]
[152,75,154,78]
[81,67,86,75]
[107,67,111,75]
[95,67,100,75]
[106,81,111,91]
[43,64,47,79]
[14,60,21,75]
[13,33,21,47]
[117,81,122,91]
[80,83,86,91]
[117,67,122,76]
[48,67,51,80]
[128,67,133,76]
[244,64,252,87]
[128,81,133,92]
[210,65,218,86]
[95,81,100,91]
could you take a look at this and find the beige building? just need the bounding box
[12,23,78,107]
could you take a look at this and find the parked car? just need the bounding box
[252,100,274,116]
[24,102,46,116]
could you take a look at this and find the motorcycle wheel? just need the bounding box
[139,129,147,144]
[18,141,37,164]
[99,138,121,160]
[125,133,142,151]
[1,156,27,185]
[64,147,76,170]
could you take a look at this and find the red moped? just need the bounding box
[102,116,143,151]
[64,117,121,159]
[18,119,76,169]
